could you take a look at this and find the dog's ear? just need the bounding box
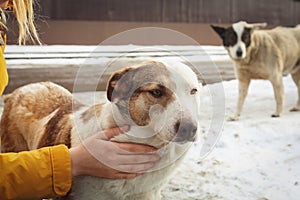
[211,25,226,39]
[106,67,133,102]
[245,22,267,30]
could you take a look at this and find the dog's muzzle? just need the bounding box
[173,119,197,143]
[236,47,243,58]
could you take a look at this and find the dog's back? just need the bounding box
[293,24,300,41]
[0,82,79,152]
[253,25,300,73]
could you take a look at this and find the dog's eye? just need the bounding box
[242,32,249,42]
[190,88,198,95]
[227,32,237,46]
[242,28,251,46]
[149,89,163,98]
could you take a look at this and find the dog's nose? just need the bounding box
[174,120,197,142]
[236,48,243,57]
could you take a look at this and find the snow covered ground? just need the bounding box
[162,75,300,200]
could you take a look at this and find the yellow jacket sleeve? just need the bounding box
[0,42,8,96]
[0,145,72,200]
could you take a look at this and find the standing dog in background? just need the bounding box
[211,21,300,120]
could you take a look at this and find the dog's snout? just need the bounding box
[236,48,243,57]
[174,120,197,142]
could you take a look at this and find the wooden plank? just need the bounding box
[5,45,227,54]
[231,0,299,26]
[195,0,231,23]
[5,59,235,94]
[3,45,235,94]
[40,0,162,22]
[4,45,229,61]
[37,0,300,25]
[293,0,300,25]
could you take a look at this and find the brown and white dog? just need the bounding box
[0,61,200,199]
[212,21,300,120]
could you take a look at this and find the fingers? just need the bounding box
[117,162,156,173]
[113,173,141,179]
[115,154,160,166]
[97,125,130,140]
[96,170,141,179]
[113,142,157,154]
[112,153,160,174]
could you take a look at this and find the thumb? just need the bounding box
[98,125,130,140]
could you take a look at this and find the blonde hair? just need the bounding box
[10,0,41,45]
[0,8,7,35]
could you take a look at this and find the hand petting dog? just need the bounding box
[70,125,160,179]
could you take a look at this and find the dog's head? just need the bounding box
[211,21,267,60]
[106,61,200,145]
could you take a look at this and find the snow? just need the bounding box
[162,75,300,200]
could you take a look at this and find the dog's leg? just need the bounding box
[270,75,284,117]
[290,70,300,111]
[228,78,251,121]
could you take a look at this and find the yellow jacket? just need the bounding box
[0,145,72,199]
[0,36,8,95]
[0,37,72,199]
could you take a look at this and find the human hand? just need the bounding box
[69,126,160,179]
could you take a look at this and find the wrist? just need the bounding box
[69,146,83,177]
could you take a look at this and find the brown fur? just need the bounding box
[107,61,175,127]
[0,82,82,152]
[80,104,104,123]
[128,83,175,126]
[38,101,84,148]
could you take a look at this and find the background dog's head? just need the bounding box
[211,21,267,60]
[106,61,200,145]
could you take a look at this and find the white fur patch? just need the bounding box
[230,22,247,59]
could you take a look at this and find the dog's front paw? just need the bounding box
[227,115,239,121]
[289,107,300,112]
[271,113,280,118]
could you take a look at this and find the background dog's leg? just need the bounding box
[290,70,300,111]
[228,78,251,121]
[270,76,284,117]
